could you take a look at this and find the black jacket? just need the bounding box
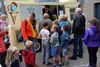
[11,59,20,67]
[72,14,85,35]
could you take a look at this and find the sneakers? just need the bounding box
[69,56,77,60]
[53,64,57,67]
[64,61,69,65]
[58,63,62,67]
[77,55,83,58]
[46,62,52,65]
[87,65,96,67]
[42,61,45,64]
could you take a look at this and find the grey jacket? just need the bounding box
[50,32,60,47]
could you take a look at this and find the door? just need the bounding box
[95,3,100,20]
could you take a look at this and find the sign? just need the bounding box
[7,2,18,11]
[19,5,43,21]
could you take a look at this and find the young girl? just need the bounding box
[60,25,70,65]
[83,18,100,67]
[50,25,61,67]
[5,46,20,67]
[22,40,34,67]
[38,22,50,65]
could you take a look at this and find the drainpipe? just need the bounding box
[77,0,84,9]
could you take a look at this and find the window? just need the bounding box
[70,8,75,21]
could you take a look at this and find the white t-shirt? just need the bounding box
[40,28,50,40]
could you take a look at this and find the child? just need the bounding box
[83,18,100,67]
[38,22,50,65]
[5,46,20,67]
[50,25,62,67]
[60,25,70,65]
[51,20,59,34]
[53,20,58,26]
[22,40,34,67]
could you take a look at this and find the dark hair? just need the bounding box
[45,5,50,8]
[63,25,69,31]
[30,12,35,18]
[43,22,49,27]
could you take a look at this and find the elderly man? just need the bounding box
[69,8,86,60]
[39,13,52,31]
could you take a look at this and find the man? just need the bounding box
[70,8,85,60]
[39,13,52,31]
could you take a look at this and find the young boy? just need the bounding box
[60,25,70,65]
[22,40,34,67]
[50,25,62,67]
[38,22,50,65]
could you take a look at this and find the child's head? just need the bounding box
[61,25,69,32]
[89,17,100,32]
[53,20,58,25]
[26,40,33,49]
[5,46,19,65]
[51,25,58,32]
[43,22,49,29]
[1,14,7,21]
[89,17,98,26]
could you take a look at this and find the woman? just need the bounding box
[83,18,100,67]
[0,30,8,67]
[21,12,38,65]
[5,46,20,67]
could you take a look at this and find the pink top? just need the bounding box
[0,20,8,31]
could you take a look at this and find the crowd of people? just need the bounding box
[0,7,100,67]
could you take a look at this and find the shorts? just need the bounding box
[62,48,68,56]
[51,47,58,57]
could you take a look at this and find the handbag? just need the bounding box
[17,32,23,42]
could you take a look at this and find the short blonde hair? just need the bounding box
[1,14,7,18]
[25,40,33,49]
[75,8,82,14]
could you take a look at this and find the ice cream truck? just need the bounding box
[5,0,78,52]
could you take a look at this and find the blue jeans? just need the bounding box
[73,34,83,57]
[42,45,49,64]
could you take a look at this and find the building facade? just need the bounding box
[83,0,100,27]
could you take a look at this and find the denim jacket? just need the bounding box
[60,32,69,48]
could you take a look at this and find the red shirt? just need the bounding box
[0,31,7,53]
[22,48,34,67]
